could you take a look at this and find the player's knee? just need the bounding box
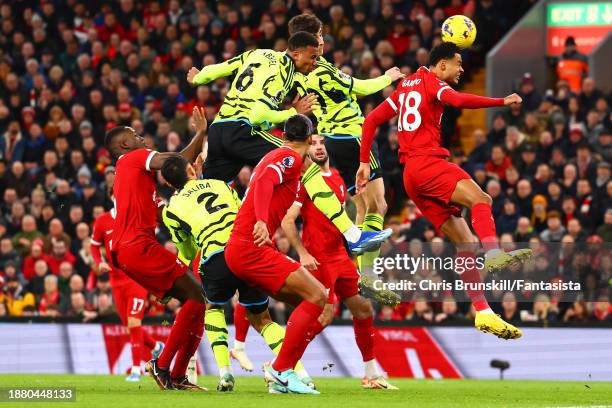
[475,192,492,206]
[246,309,272,333]
[319,306,334,328]
[351,298,373,320]
[308,284,327,308]
[375,198,388,216]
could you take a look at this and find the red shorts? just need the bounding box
[402,156,471,229]
[311,256,359,303]
[225,242,301,295]
[112,239,189,298]
[112,282,148,325]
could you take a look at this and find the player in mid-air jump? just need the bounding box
[187,31,390,259]
[357,42,532,340]
[104,107,208,389]
[90,206,164,382]
[282,134,398,390]
[289,14,404,277]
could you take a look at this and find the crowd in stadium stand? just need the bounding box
[0,1,609,323]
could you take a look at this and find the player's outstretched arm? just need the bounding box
[356,100,397,193]
[149,106,207,170]
[439,87,523,109]
[187,51,252,85]
[352,67,405,96]
[281,203,320,271]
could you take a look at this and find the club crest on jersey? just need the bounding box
[282,156,295,169]
[270,90,284,105]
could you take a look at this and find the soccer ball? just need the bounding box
[441,15,477,49]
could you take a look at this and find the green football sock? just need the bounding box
[359,213,384,270]
[302,163,354,234]
[260,321,305,372]
[205,308,230,373]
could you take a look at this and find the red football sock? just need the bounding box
[233,303,249,343]
[353,316,375,362]
[471,203,499,252]
[142,328,156,350]
[157,300,203,369]
[171,317,204,378]
[457,251,490,311]
[272,301,323,372]
[129,326,144,366]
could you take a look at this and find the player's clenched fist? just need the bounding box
[385,67,406,82]
[503,93,522,106]
[355,162,371,194]
[293,93,318,115]
[187,67,200,84]
[253,220,273,247]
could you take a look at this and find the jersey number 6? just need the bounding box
[235,63,262,92]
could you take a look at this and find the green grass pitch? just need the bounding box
[0,374,611,408]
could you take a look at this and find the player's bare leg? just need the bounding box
[354,178,400,305]
[440,215,521,339]
[450,179,532,273]
[265,267,326,394]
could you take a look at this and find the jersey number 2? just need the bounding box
[397,91,422,132]
[197,192,229,214]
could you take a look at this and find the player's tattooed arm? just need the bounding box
[149,107,208,170]
[281,204,320,271]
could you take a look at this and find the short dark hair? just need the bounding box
[284,114,313,142]
[429,42,460,67]
[161,155,189,189]
[104,126,130,157]
[287,31,319,51]
[288,14,322,36]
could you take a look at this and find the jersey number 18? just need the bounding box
[397,91,422,132]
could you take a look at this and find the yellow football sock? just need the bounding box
[260,321,305,372]
[302,163,353,233]
[204,308,230,371]
[359,213,384,270]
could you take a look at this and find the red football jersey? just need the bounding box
[386,66,452,160]
[295,167,347,261]
[230,146,303,245]
[90,210,134,287]
[111,148,159,248]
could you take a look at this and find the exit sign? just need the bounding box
[546,2,612,55]
[548,2,612,26]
